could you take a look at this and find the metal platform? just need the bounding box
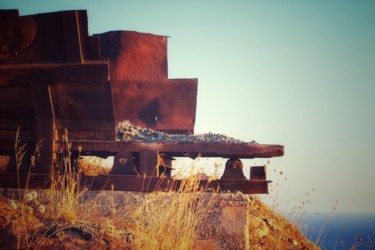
[0,9,284,194]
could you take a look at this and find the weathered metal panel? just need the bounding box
[0,10,96,64]
[0,83,36,163]
[95,30,197,133]
[96,31,168,82]
[50,80,115,141]
[0,84,35,119]
[111,79,197,133]
[51,81,114,120]
[0,10,37,63]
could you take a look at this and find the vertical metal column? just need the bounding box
[29,81,55,173]
[139,150,158,176]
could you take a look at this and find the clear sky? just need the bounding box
[1,0,375,214]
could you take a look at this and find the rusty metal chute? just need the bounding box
[0,9,284,194]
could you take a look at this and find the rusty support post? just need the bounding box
[29,82,55,173]
[139,150,158,176]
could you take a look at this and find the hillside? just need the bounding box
[0,189,318,249]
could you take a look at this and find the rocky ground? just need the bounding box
[0,189,318,250]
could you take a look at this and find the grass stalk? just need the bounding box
[132,174,216,249]
[10,129,219,249]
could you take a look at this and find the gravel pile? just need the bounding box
[116,120,256,144]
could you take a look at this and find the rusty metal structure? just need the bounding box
[0,10,284,194]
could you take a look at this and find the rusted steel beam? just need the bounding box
[79,176,269,194]
[58,141,284,159]
[0,63,108,84]
[0,173,269,194]
[209,179,269,194]
[0,173,51,189]
[0,83,36,144]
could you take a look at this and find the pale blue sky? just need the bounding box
[2,0,375,214]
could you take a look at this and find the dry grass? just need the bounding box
[48,129,83,221]
[5,129,218,249]
[3,129,326,249]
[12,127,44,249]
[5,128,85,249]
[131,176,217,249]
[78,156,112,176]
[264,163,351,249]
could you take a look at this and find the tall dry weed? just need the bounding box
[10,129,220,249]
[13,127,44,249]
[48,128,83,220]
[131,175,217,249]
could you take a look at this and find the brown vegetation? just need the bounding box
[0,129,317,249]
[0,189,319,249]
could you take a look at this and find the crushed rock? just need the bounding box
[116,120,256,144]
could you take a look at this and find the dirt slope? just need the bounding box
[0,191,318,249]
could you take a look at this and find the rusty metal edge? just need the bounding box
[56,141,284,159]
[0,173,269,194]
